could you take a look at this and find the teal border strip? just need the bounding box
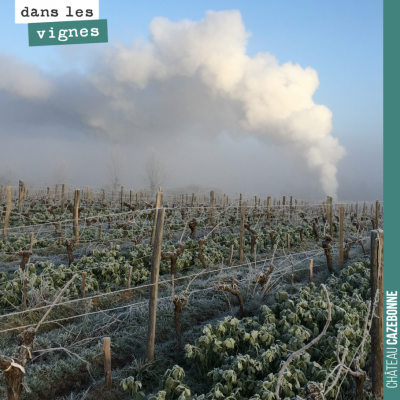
[384,1,400,399]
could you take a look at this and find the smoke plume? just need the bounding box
[89,10,346,196]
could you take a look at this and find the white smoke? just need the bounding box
[90,10,345,196]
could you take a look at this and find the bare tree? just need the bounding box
[0,168,15,186]
[52,160,70,184]
[143,150,167,194]
[107,146,125,190]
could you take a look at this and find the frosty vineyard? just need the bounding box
[0,184,383,400]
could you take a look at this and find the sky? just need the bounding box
[0,0,383,200]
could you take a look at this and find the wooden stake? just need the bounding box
[73,189,80,244]
[55,184,58,204]
[375,200,379,229]
[287,234,290,250]
[146,208,165,361]
[81,272,87,298]
[267,196,271,226]
[121,186,124,210]
[126,266,133,291]
[3,187,12,236]
[210,190,215,224]
[282,196,285,218]
[18,180,24,211]
[61,184,65,213]
[58,222,62,246]
[309,259,313,283]
[110,242,113,251]
[239,200,246,261]
[151,189,162,245]
[228,244,234,265]
[326,198,329,221]
[23,277,28,311]
[103,337,112,388]
[339,204,344,268]
[370,229,383,398]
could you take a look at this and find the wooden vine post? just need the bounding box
[197,190,200,215]
[103,337,112,388]
[339,204,344,268]
[18,181,24,212]
[150,188,162,246]
[375,200,379,229]
[81,272,87,298]
[239,200,246,261]
[120,186,124,210]
[238,193,242,218]
[3,187,12,236]
[228,244,234,265]
[309,259,313,283]
[126,266,133,292]
[370,228,383,398]
[61,184,65,213]
[58,222,62,246]
[73,189,80,244]
[146,208,165,361]
[23,277,28,311]
[29,233,34,251]
[210,190,215,224]
[267,196,271,226]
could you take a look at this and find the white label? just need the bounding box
[15,0,99,24]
